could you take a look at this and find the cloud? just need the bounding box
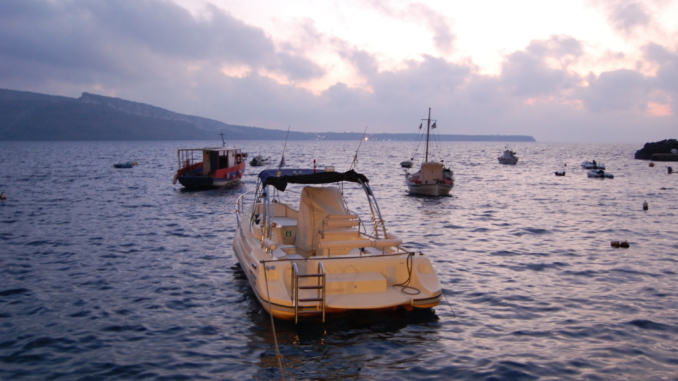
[406,3,456,55]
[578,69,648,112]
[607,1,651,34]
[500,35,583,97]
[364,1,456,55]
[525,35,584,60]
[0,0,676,142]
[0,0,324,84]
[590,0,654,36]
[335,44,380,78]
[645,43,678,94]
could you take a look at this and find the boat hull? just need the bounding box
[177,162,246,189]
[498,157,518,165]
[406,182,453,196]
[587,169,613,178]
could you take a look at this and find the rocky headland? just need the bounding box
[634,139,678,161]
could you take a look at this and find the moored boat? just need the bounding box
[400,160,413,168]
[405,108,454,196]
[113,161,137,168]
[498,148,519,164]
[173,146,247,189]
[581,160,605,170]
[233,167,443,322]
[587,169,613,178]
[250,155,272,166]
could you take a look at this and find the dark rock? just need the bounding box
[651,154,678,161]
[635,139,678,160]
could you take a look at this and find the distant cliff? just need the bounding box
[79,92,233,133]
[0,88,536,142]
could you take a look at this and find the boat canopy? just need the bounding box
[259,169,369,191]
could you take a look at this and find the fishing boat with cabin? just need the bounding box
[497,147,519,164]
[173,134,247,189]
[233,166,443,322]
[405,108,454,196]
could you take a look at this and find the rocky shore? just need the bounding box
[634,139,678,161]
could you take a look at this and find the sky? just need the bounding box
[1,0,677,142]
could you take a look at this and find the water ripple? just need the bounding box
[0,141,677,380]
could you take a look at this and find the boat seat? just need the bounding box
[320,214,360,240]
[320,228,360,238]
[324,219,360,228]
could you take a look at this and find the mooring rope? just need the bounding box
[393,252,421,295]
[441,288,457,318]
[263,267,286,380]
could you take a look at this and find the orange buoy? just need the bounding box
[649,162,655,167]
[611,241,620,248]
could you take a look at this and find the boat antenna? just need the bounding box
[423,108,434,162]
[219,132,226,147]
[277,126,290,175]
[349,126,368,170]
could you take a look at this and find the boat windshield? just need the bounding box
[259,169,369,191]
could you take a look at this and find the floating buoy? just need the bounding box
[0,192,6,200]
[649,162,655,167]
[611,241,620,248]
[643,201,648,210]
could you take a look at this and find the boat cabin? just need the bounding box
[420,162,445,184]
[177,148,246,176]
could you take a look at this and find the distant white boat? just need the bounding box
[400,160,413,168]
[498,148,519,165]
[249,155,271,166]
[587,169,613,179]
[581,160,605,170]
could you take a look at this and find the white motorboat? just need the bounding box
[581,160,605,170]
[587,169,613,178]
[233,168,443,322]
[405,108,454,196]
[249,155,272,166]
[498,148,519,164]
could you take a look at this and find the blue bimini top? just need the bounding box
[258,169,369,191]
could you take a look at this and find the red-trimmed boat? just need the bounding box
[173,146,247,189]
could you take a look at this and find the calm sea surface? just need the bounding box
[1,140,677,380]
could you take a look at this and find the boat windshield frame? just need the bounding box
[252,168,388,242]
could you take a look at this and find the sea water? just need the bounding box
[1,140,677,380]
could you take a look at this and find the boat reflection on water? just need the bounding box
[230,260,442,379]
